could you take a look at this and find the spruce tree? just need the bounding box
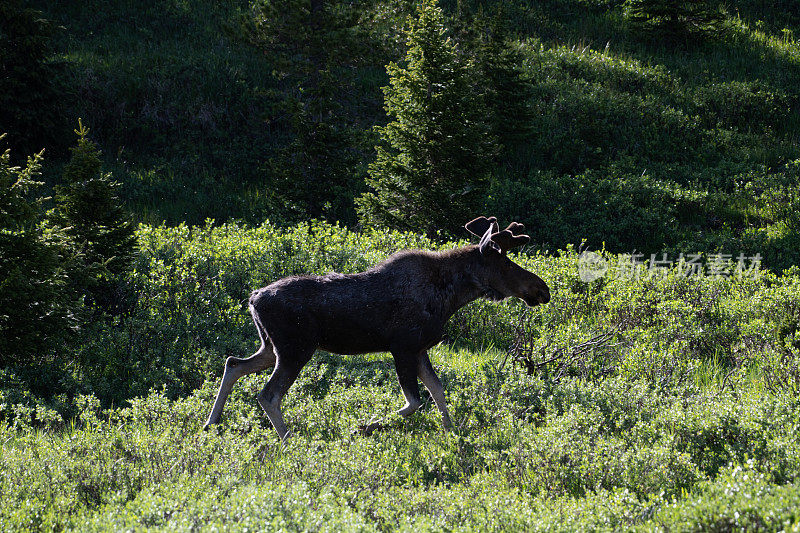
[0,138,71,366]
[472,9,535,155]
[49,121,135,311]
[357,0,497,237]
[0,0,64,159]
[263,71,360,225]
[624,0,725,41]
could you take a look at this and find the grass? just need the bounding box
[34,0,281,224]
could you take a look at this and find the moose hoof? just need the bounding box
[280,430,294,445]
[355,419,384,437]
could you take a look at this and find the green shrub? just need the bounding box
[694,80,793,134]
[653,462,800,531]
[488,167,678,254]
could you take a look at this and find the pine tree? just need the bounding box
[625,0,725,41]
[251,0,363,224]
[263,71,360,225]
[357,0,497,237]
[0,137,71,366]
[0,0,64,159]
[471,8,535,155]
[49,120,135,311]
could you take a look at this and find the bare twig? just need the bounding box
[511,320,625,380]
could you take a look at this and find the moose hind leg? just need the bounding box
[257,349,312,442]
[418,352,453,429]
[204,340,276,430]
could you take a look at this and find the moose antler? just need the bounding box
[465,217,530,252]
[464,216,498,238]
[492,224,530,251]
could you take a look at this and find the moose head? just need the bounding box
[465,216,551,307]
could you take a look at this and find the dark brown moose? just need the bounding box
[204,217,551,440]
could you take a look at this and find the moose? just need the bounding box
[204,216,550,440]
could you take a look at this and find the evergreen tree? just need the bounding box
[0,0,64,159]
[48,121,135,312]
[0,137,71,366]
[357,0,497,236]
[471,8,535,155]
[263,72,361,225]
[624,0,725,41]
[250,0,364,224]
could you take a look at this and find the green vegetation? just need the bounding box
[21,0,800,264]
[3,363,800,530]
[3,222,800,530]
[0,140,72,370]
[48,120,135,312]
[2,0,800,530]
[0,0,66,159]
[624,0,726,41]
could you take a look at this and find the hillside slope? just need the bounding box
[23,0,800,269]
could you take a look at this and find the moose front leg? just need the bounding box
[392,351,423,418]
[357,354,420,437]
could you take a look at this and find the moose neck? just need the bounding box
[436,246,485,321]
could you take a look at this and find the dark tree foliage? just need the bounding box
[249,0,367,225]
[48,121,135,313]
[0,137,72,367]
[263,74,361,225]
[467,8,535,156]
[624,0,726,41]
[0,0,65,159]
[358,0,497,237]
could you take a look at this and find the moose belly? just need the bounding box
[318,325,389,355]
[317,315,442,355]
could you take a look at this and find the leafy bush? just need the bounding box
[488,167,679,254]
[653,462,800,531]
[37,219,798,414]
[1,219,800,530]
[624,0,726,41]
[694,80,793,134]
[2,361,799,530]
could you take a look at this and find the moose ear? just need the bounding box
[478,225,501,255]
[465,216,498,238]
